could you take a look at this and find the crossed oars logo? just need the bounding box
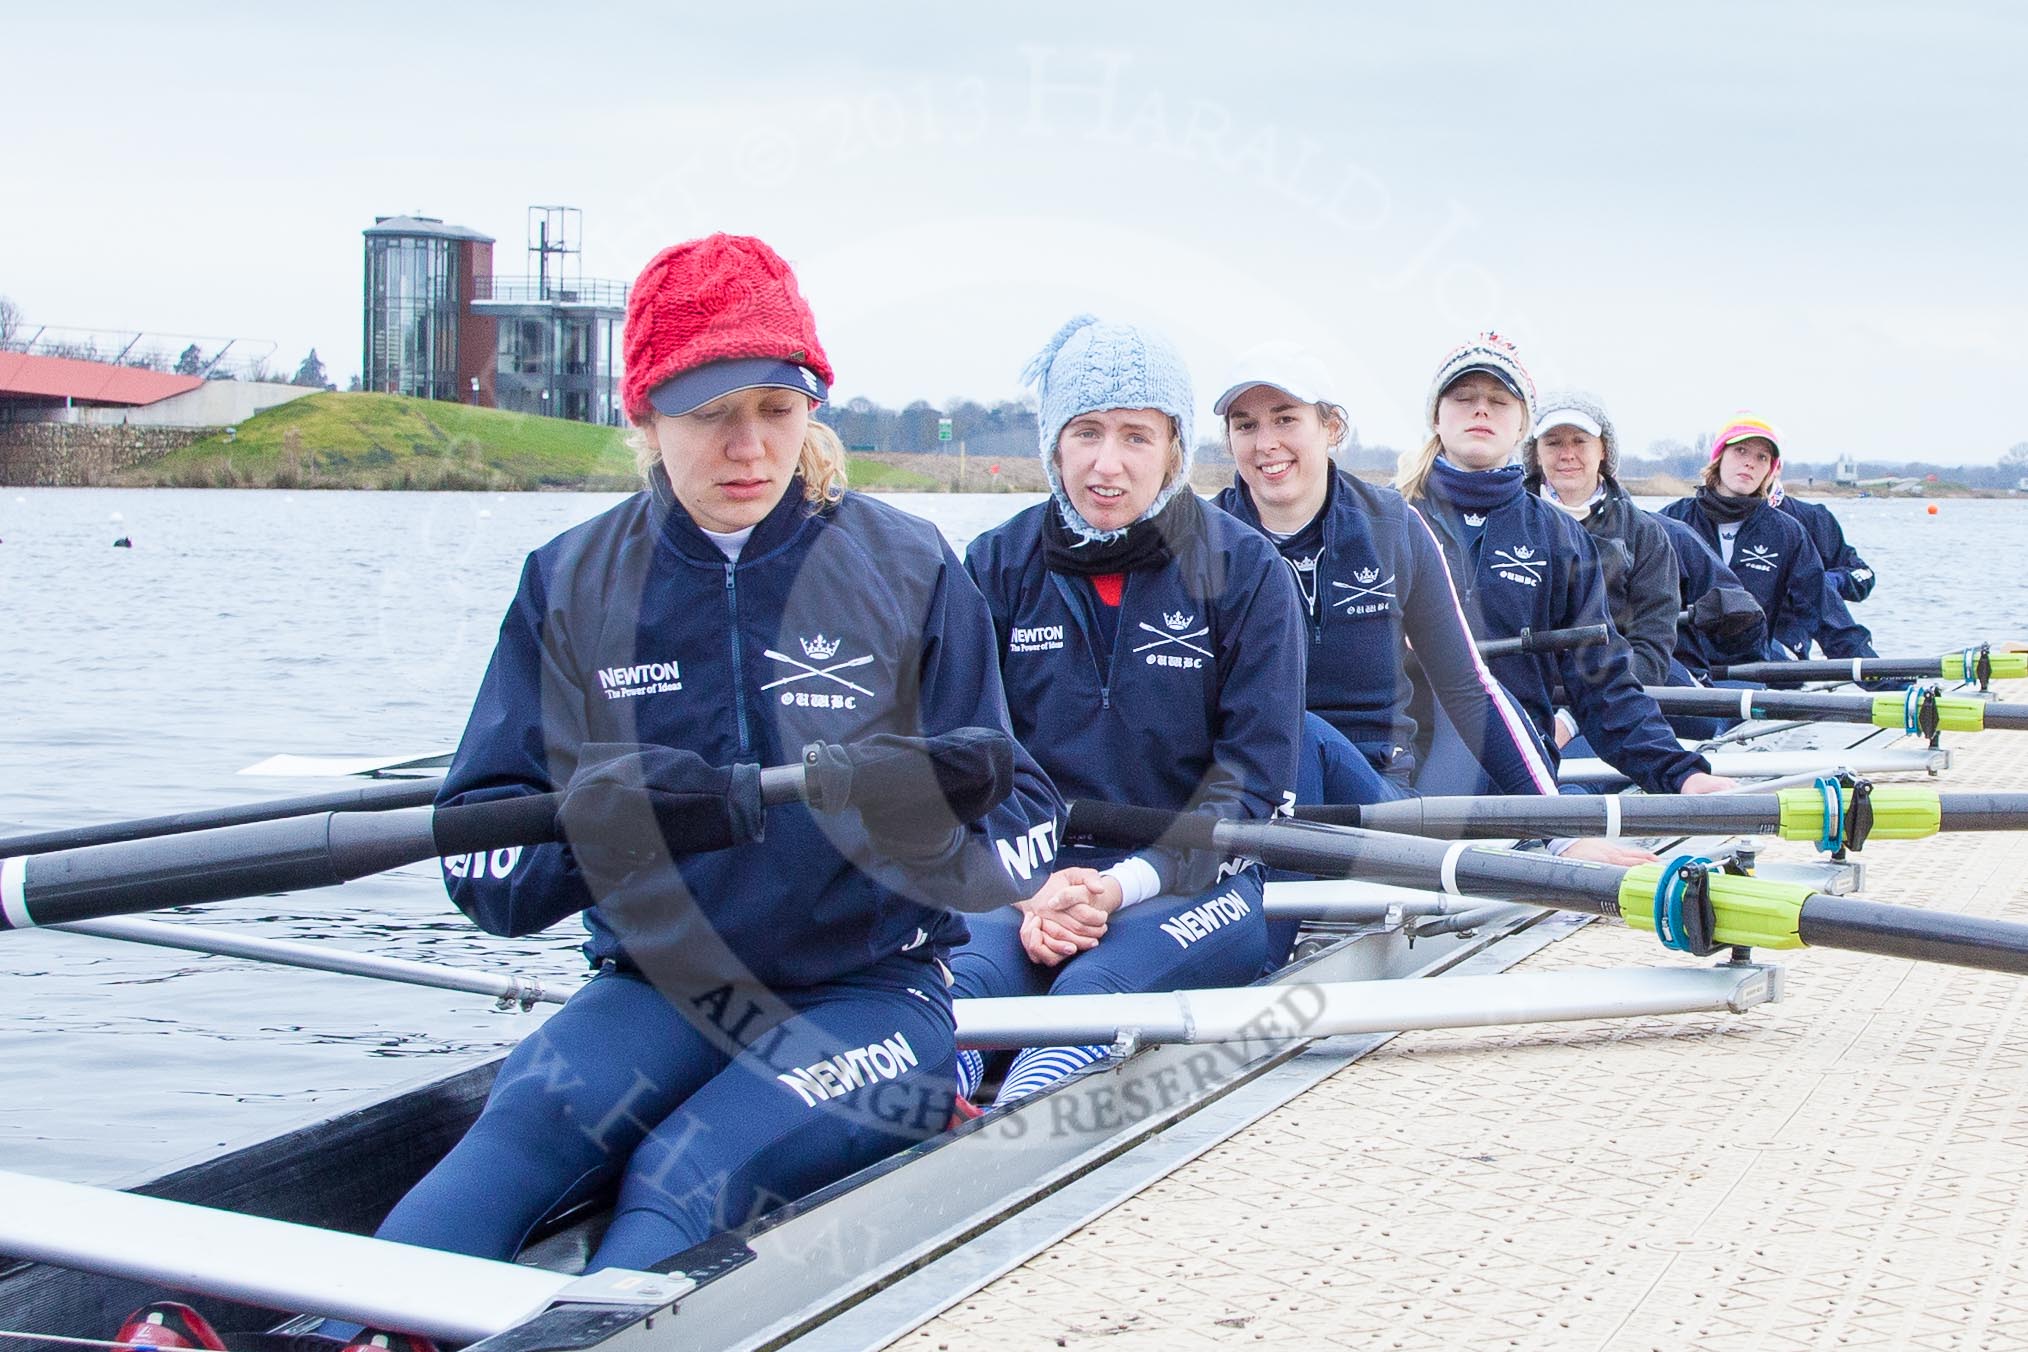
[1133,611,1212,659]
[1491,545,1547,579]
[1331,568,1397,610]
[762,635,876,697]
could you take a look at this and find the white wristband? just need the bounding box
[1101,856,1162,910]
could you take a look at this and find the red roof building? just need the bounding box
[0,352,204,415]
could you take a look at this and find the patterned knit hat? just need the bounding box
[620,234,833,422]
[1710,412,1782,462]
[1425,331,1537,431]
[1522,389,1619,481]
[1022,315,1195,539]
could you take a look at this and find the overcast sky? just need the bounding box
[6,1,2023,463]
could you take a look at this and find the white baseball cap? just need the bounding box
[1212,342,1341,416]
[1533,407,1604,440]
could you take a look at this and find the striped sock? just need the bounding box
[955,1048,985,1099]
[997,1043,1108,1104]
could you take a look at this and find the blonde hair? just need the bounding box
[630,404,848,508]
[1394,433,1444,502]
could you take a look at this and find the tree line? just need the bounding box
[815,394,1403,469]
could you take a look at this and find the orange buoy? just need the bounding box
[1927,503,1939,515]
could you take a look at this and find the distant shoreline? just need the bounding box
[10,391,2017,496]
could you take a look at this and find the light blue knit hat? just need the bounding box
[1021,314,1195,541]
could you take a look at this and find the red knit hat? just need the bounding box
[620,234,834,422]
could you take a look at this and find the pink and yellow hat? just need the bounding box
[1710,412,1782,461]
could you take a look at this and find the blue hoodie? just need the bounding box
[1215,468,1557,796]
[1654,513,1768,676]
[1414,470,1711,794]
[1778,495,1876,603]
[965,492,1304,896]
[437,471,1064,988]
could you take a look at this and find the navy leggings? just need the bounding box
[370,951,957,1274]
[949,870,1267,1004]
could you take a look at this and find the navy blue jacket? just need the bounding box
[438,473,1064,988]
[1523,475,1681,687]
[1216,470,1557,796]
[1779,495,1875,603]
[966,493,1303,896]
[1660,496,1826,659]
[1655,513,1768,675]
[1415,482,1710,794]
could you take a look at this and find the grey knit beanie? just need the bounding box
[1523,389,1620,481]
[1022,314,1195,541]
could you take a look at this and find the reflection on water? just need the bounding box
[0,487,2019,1182]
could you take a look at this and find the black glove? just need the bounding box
[802,728,1014,860]
[558,743,763,879]
[1687,586,1765,641]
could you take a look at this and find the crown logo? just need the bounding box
[1163,611,1194,632]
[1354,566,1379,584]
[1291,554,1317,572]
[1464,512,1486,527]
[800,634,841,660]
[1513,545,1535,560]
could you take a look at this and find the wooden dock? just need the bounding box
[897,683,2028,1350]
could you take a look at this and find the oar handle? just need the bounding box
[1477,624,1610,660]
[1063,800,1221,852]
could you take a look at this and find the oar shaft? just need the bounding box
[1067,803,1630,915]
[1301,795,1784,841]
[1305,790,2028,846]
[1707,651,2026,685]
[1065,802,2028,978]
[53,915,570,1006]
[1643,685,2028,732]
[1799,898,2028,976]
[0,764,816,932]
[0,779,447,857]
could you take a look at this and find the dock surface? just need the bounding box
[900,683,2028,1350]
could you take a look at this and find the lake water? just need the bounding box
[1,486,2021,1185]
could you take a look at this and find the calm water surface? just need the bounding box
[0,487,2020,1183]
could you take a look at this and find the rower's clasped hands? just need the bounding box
[1017,867,1124,966]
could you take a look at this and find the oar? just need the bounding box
[1707,646,2027,689]
[51,915,570,1007]
[46,887,1471,1008]
[1297,786,2028,853]
[0,778,447,857]
[1065,801,2028,976]
[1641,684,2028,742]
[0,730,1012,933]
[1558,745,1946,786]
[1475,624,1610,660]
[240,751,454,778]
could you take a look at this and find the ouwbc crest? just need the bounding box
[765,634,875,709]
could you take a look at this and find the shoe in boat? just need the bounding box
[339,1331,440,1352]
[115,1304,227,1352]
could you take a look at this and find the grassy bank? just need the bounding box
[118,392,639,490]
